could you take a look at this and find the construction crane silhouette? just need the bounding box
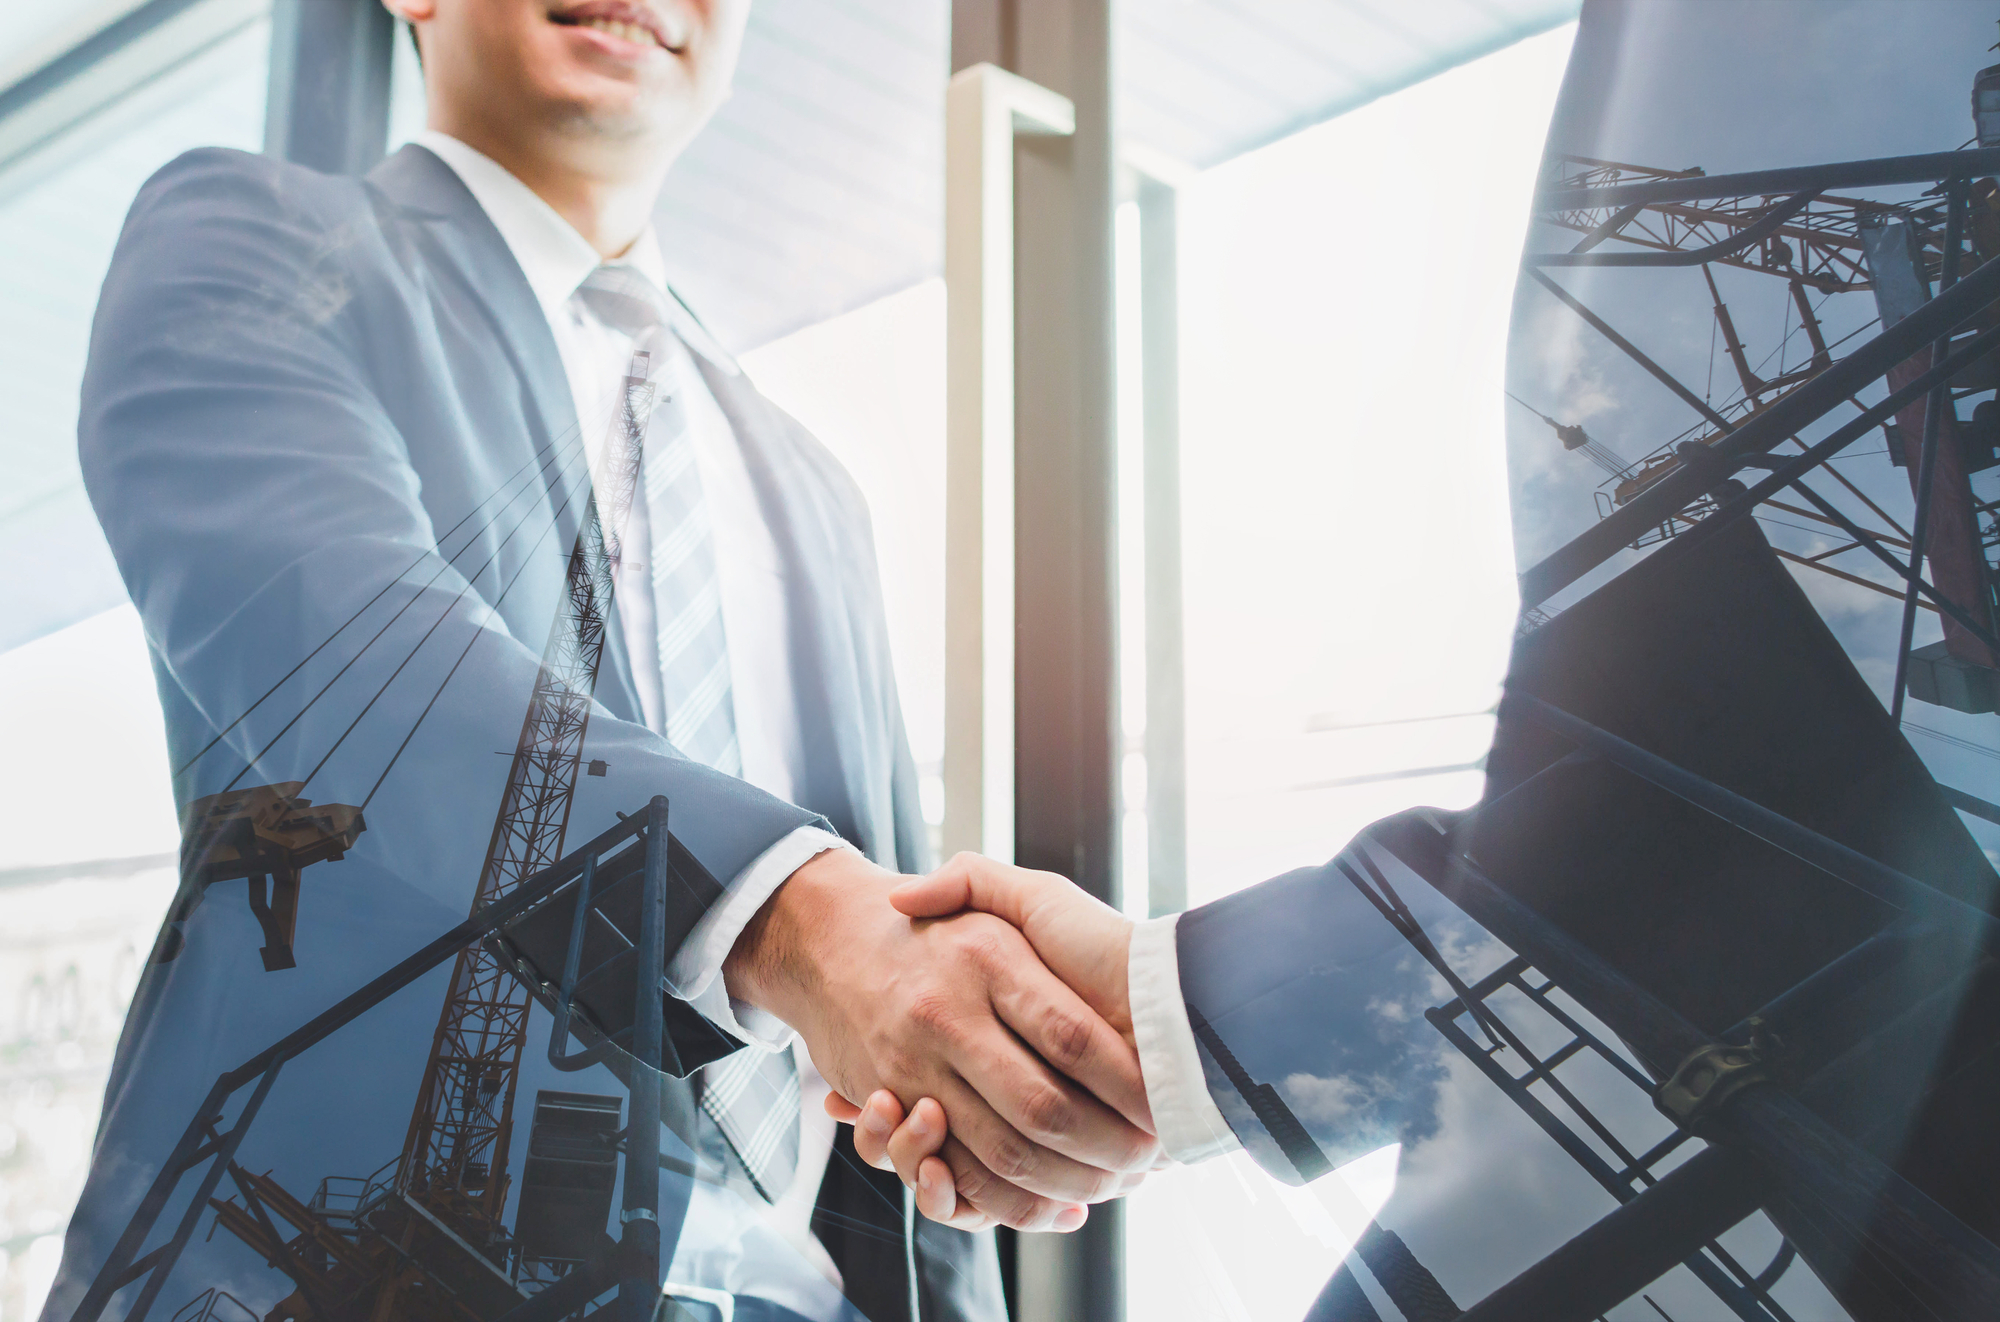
[1524,147,2000,715]
[171,784,367,972]
[1505,390,1631,477]
[197,349,655,1320]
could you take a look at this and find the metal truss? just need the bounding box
[397,353,654,1240]
[71,802,676,1322]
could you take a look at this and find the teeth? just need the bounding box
[580,16,659,47]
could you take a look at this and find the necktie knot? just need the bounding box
[575,264,674,341]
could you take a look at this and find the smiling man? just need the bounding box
[47,3,1155,1320]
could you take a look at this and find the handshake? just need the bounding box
[722,847,1158,1234]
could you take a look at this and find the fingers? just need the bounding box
[858,1092,1130,1233]
[914,1155,963,1224]
[823,1091,864,1125]
[978,956,1158,1153]
[939,1136,1086,1233]
[849,1089,903,1169]
[885,1098,952,1216]
[924,1064,1136,1208]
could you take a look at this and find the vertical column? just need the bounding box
[1138,175,1187,919]
[264,0,394,175]
[953,1,1123,1319]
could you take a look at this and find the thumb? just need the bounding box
[891,852,1046,927]
[888,868,972,918]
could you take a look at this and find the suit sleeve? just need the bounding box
[80,149,819,1063]
[1134,813,1488,1185]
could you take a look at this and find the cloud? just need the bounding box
[1281,1071,1390,1128]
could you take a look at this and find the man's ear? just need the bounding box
[379,0,431,71]
[379,0,435,24]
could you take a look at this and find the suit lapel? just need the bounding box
[367,146,579,471]
[364,144,647,727]
[695,359,893,861]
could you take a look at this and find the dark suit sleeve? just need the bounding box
[1172,813,1489,1185]
[79,150,820,1046]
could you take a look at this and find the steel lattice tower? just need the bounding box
[396,352,654,1239]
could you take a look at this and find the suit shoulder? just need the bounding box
[122,147,375,256]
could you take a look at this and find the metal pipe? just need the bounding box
[1454,1147,1773,1322]
[548,852,615,1071]
[619,796,670,1320]
[1536,147,2000,212]
[1531,191,1818,267]
[1520,250,2000,609]
[1724,919,1931,1046]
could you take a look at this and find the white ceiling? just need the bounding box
[662,0,1581,350]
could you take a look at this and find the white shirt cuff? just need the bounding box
[665,824,851,1050]
[1129,913,1240,1164]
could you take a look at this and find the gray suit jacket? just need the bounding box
[51,144,997,1322]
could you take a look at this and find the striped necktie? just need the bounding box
[573,266,800,1201]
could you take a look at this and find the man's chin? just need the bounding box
[541,66,702,142]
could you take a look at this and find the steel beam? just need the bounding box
[1519,250,2000,609]
[1531,190,1818,267]
[1454,1147,1774,1322]
[72,810,650,1322]
[1536,147,2000,212]
[1369,816,2000,1320]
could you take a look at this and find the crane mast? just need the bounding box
[397,352,654,1243]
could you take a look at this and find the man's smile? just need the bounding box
[549,0,688,55]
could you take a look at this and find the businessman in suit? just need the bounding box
[49,2,1154,1319]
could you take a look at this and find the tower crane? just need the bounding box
[195,349,658,1320]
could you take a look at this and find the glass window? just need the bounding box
[0,20,269,1319]
[1119,28,1576,1321]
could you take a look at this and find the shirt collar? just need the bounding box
[412,131,732,371]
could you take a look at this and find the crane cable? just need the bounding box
[174,419,588,780]
[215,431,593,800]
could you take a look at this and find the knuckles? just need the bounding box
[982,1130,1039,1184]
[947,918,1019,971]
[1016,1080,1079,1143]
[1036,1003,1097,1074]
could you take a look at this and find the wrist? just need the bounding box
[723,846,883,1030]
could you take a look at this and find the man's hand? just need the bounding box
[829,854,1146,1226]
[723,847,1157,1230]
[891,852,1137,1039]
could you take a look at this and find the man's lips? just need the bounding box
[549,1,686,54]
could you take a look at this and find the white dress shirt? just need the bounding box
[413,132,848,1310]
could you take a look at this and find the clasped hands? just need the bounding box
[721,847,1146,1233]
